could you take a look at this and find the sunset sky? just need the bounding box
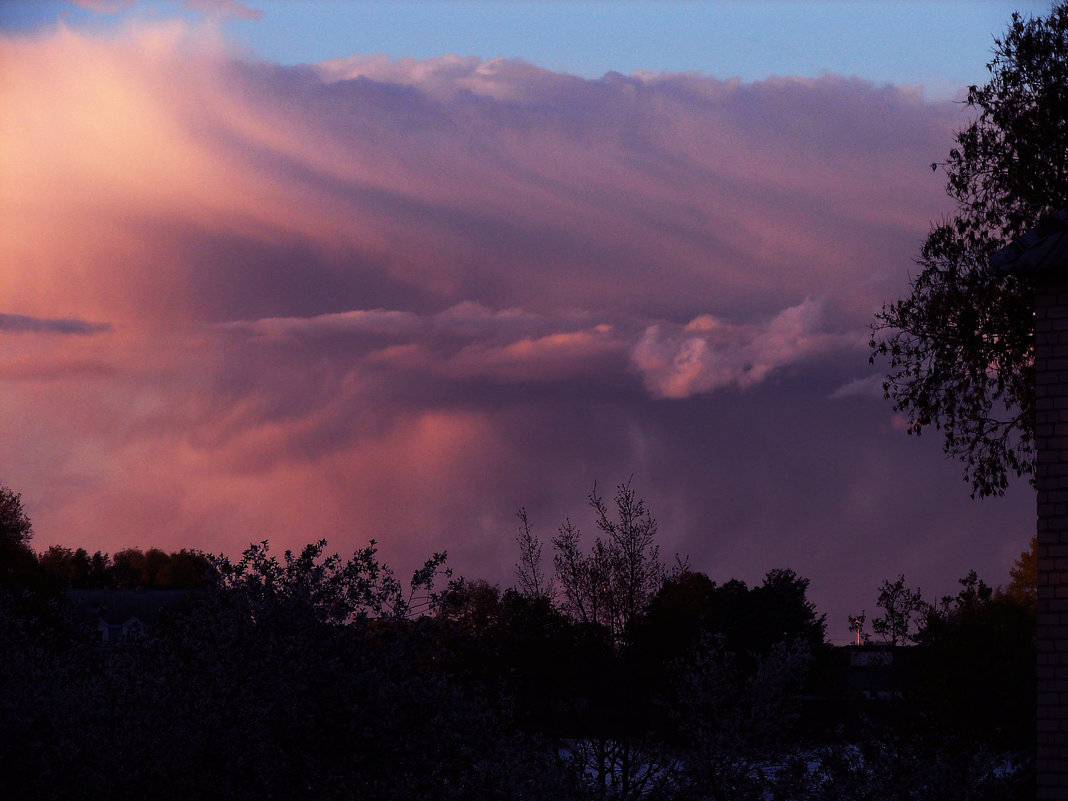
[0,0,1050,641]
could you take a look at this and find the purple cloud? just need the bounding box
[0,314,111,336]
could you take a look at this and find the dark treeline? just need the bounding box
[0,482,1035,800]
[37,544,212,589]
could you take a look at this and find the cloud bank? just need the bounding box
[0,24,1032,638]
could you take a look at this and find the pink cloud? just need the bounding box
[314,54,583,103]
[1,26,957,331]
[223,309,424,340]
[0,359,117,382]
[632,298,865,398]
[70,0,137,12]
[0,22,1020,636]
[440,326,624,383]
[183,0,263,21]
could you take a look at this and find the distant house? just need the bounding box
[841,644,908,701]
[67,589,194,643]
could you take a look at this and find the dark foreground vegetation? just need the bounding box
[0,482,1034,800]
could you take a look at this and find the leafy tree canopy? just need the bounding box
[1005,534,1038,609]
[871,2,1068,497]
[0,484,33,557]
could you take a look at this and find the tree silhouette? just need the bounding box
[0,485,43,601]
[872,574,929,646]
[871,2,1068,496]
[552,480,664,644]
[514,507,552,599]
[0,484,33,555]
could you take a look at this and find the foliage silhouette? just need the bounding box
[871,574,930,646]
[552,480,665,644]
[871,1,1068,496]
[0,478,1037,800]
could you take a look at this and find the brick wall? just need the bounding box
[1036,278,1068,799]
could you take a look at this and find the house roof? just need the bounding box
[67,589,195,626]
[990,207,1068,276]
